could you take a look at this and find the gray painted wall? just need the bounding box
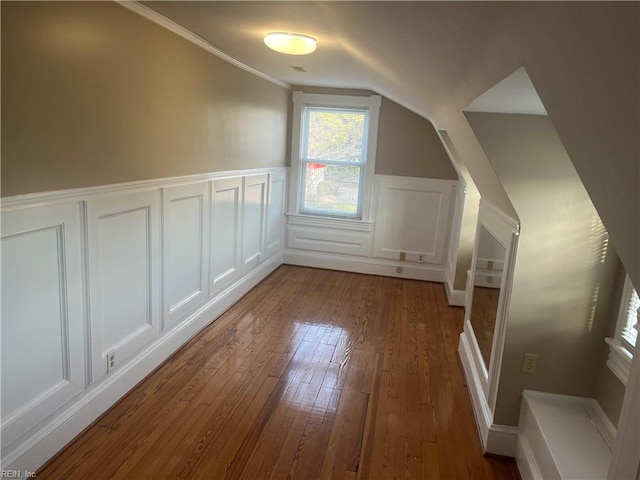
[292,86,457,180]
[466,112,622,426]
[2,1,289,197]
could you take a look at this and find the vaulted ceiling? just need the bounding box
[141,1,541,120]
[141,1,639,286]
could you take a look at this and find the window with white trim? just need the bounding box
[289,92,381,221]
[605,274,639,385]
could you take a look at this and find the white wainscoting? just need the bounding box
[444,181,467,307]
[372,175,453,264]
[210,177,243,296]
[1,203,86,451]
[0,167,286,472]
[242,174,268,270]
[266,170,286,258]
[87,190,162,383]
[162,182,209,331]
[284,175,457,282]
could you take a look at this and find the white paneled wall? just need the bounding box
[372,176,452,264]
[87,190,162,382]
[1,203,86,450]
[242,174,268,270]
[266,171,286,258]
[284,175,458,282]
[0,168,286,472]
[210,177,242,295]
[162,183,209,331]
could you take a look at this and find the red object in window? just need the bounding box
[307,163,326,169]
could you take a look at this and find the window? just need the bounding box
[606,274,639,385]
[301,107,367,217]
[290,92,381,221]
[618,278,639,351]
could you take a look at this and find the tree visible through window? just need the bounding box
[300,106,368,217]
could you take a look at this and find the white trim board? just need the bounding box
[458,330,519,457]
[283,250,446,283]
[1,167,287,472]
[445,281,466,307]
[2,167,288,211]
[517,390,615,480]
[3,256,282,473]
[116,1,290,90]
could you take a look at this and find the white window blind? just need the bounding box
[621,283,639,351]
[605,275,638,385]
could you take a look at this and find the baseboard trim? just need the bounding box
[458,331,518,457]
[516,433,543,480]
[283,250,446,283]
[487,424,519,457]
[459,330,492,449]
[3,255,282,473]
[445,279,466,306]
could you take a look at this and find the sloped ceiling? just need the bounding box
[142,1,516,119]
[465,68,546,116]
[142,1,639,286]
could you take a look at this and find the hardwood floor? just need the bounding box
[38,266,520,479]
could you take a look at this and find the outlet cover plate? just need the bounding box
[522,353,538,374]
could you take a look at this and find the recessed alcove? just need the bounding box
[459,67,632,478]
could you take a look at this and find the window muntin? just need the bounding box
[299,106,368,218]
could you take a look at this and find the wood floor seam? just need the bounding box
[37,265,520,480]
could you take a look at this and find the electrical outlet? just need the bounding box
[399,252,406,261]
[418,255,424,262]
[107,351,116,373]
[522,353,538,374]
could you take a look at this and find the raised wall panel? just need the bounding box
[1,203,85,449]
[286,226,372,256]
[266,171,286,259]
[87,191,161,382]
[242,174,268,270]
[0,167,286,472]
[210,177,242,295]
[162,183,209,330]
[372,176,454,264]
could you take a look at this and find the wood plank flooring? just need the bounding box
[38,265,520,479]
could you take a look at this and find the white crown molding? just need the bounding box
[115,1,290,90]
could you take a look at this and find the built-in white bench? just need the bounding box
[516,390,616,480]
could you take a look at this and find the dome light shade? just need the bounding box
[264,32,317,55]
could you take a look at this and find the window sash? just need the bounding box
[300,161,364,218]
[301,106,368,164]
[299,105,369,219]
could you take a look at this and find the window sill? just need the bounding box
[604,337,632,386]
[286,213,372,233]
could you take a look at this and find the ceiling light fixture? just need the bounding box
[264,32,317,55]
